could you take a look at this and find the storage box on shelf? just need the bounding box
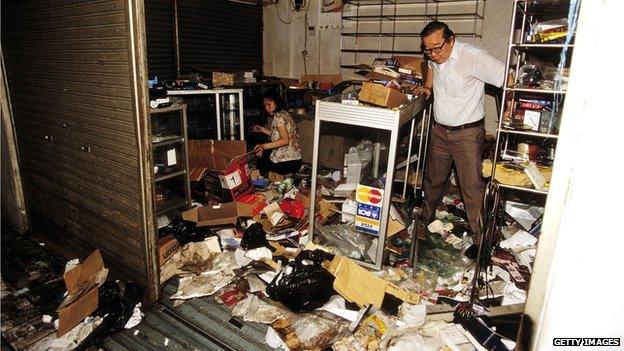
[150,102,192,219]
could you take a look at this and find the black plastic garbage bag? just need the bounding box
[240,222,270,250]
[266,250,335,312]
[159,215,214,245]
[75,281,143,351]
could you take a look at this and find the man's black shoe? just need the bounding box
[464,244,478,260]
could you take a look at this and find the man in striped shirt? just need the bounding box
[418,21,505,259]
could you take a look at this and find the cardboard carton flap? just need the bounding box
[188,140,247,172]
[64,250,104,294]
[182,203,239,227]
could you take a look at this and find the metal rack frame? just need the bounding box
[340,0,485,74]
[150,102,192,217]
[308,96,430,269]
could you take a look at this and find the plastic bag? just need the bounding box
[240,222,270,250]
[159,215,214,245]
[266,250,335,312]
[315,224,372,260]
[273,311,349,351]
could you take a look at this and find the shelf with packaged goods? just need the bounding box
[511,43,574,49]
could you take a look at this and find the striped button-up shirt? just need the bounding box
[429,40,505,126]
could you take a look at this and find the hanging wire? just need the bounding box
[273,0,292,24]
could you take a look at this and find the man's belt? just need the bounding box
[436,118,484,131]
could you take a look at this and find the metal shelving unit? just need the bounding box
[340,0,485,75]
[151,102,192,218]
[490,0,578,195]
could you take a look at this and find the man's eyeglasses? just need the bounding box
[423,40,448,55]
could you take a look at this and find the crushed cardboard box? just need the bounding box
[56,250,108,337]
[188,140,252,202]
[236,193,267,217]
[182,203,239,227]
[158,235,181,266]
[323,255,420,308]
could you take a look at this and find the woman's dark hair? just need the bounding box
[261,88,287,113]
[420,20,454,40]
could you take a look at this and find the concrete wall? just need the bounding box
[263,0,513,134]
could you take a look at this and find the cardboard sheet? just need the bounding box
[324,255,420,308]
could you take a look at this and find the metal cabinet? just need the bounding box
[151,102,192,220]
[308,96,430,269]
[167,89,245,141]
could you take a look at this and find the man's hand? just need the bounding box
[254,144,265,157]
[414,86,432,99]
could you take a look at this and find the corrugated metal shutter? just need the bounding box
[178,0,262,72]
[2,0,150,286]
[145,0,176,81]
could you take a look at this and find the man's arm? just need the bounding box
[416,66,434,99]
[472,49,506,88]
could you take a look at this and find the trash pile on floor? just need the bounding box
[152,141,530,350]
[20,250,144,351]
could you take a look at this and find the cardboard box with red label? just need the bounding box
[188,140,252,202]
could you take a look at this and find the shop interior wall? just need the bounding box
[262,0,512,134]
[1,0,156,298]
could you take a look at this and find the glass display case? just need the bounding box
[308,96,430,269]
[150,102,192,218]
[167,89,245,140]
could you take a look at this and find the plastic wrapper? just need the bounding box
[353,310,395,350]
[315,224,372,260]
[349,139,374,176]
[275,311,349,351]
[266,250,335,312]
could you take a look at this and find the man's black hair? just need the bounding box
[261,88,288,112]
[420,20,455,39]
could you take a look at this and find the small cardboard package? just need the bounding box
[188,140,252,202]
[182,203,240,227]
[158,235,181,266]
[358,82,407,108]
[392,56,426,77]
[56,250,108,337]
[236,193,267,217]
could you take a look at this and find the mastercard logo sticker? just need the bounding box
[356,185,383,205]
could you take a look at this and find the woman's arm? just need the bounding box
[254,124,290,156]
[252,125,271,135]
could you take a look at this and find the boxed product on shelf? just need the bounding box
[358,82,407,108]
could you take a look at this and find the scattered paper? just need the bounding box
[42,315,53,324]
[500,230,537,250]
[341,199,357,223]
[245,274,266,294]
[396,303,426,327]
[316,295,359,322]
[244,247,273,261]
[502,282,527,305]
[234,248,253,267]
[124,302,144,329]
[427,220,453,234]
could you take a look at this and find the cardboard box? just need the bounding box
[236,193,267,217]
[56,250,108,337]
[182,203,240,227]
[188,140,252,202]
[392,56,426,77]
[358,82,407,108]
[158,235,181,266]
